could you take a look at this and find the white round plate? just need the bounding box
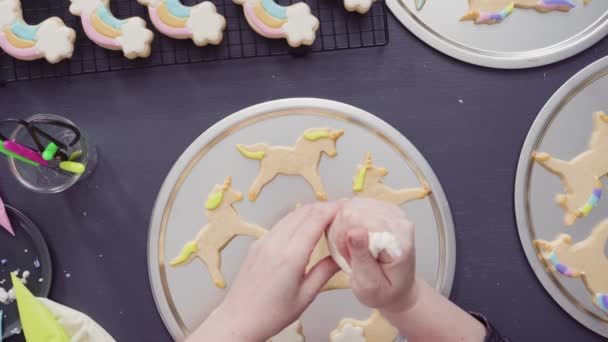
[148,98,456,341]
[387,0,608,69]
[515,56,608,337]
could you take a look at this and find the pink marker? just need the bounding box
[0,195,14,236]
[3,141,48,166]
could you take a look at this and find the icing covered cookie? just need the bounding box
[0,0,75,63]
[138,0,225,46]
[69,0,154,59]
[330,310,398,342]
[236,127,344,201]
[534,219,608,314]
[170,177,267,288]
[344,0,375,14]
[461,0,575,24]
[306,234,350,291]
[268,320,305,342]
[533,111,608,226]
[353,152,430,205]
[233,0,319,47]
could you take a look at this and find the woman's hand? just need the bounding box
[329,198,419,314]
[190,202,341,342]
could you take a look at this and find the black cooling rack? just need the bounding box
[0,0,389,84]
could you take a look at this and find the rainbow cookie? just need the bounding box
[0,0,75,63]
[533,112,608,226]
[535,219,608,316]
[461,0,575,24]
[138,0,226,46]
[233,0,319,47]
[69,0,154,59]
[344,0,376,14]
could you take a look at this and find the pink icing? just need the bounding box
[81,14,121,49]
[244,3,284,37]
[148,7,192,38]
[0,195,14,237]
[0,32,40,59]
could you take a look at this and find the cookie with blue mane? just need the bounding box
[0,0,75,63]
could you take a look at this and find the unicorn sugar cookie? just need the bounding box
[170,177,267,289]
[268,320,305,342]
[138,0,226,46]
[306,234,350,291]
[233,0,319,47]
[69,0,154,59]
[533,111,608,226]
[534,219,608,314]
[0,0,75,63]
[461,0,576,24]
[236,127,344,201]
[353,152,430,205]
[330,310,399,342]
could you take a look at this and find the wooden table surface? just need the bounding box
[1,11,607,341]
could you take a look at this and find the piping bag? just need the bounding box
[0,195,14,236]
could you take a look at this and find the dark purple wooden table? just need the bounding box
[1,12,607,341]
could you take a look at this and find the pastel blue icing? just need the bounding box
[10,21,38,41]
[261,0,287,19]
[0,310,3,338]
[97,6,125,29]
[415,0,426,10]
[165,0,191,18]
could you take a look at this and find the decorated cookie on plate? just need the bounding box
[138,0,226,46]
[69,0,154,59]
[0,0,75,63]
[233,0,319,47]
[461,0,577,24]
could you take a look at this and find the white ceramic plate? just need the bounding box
[515,56,608,337]
[148,98,456,341]
[388,0,608,69]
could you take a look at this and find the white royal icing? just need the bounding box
[283,3,318,47]
[35,19,75,63]
[69,0,104,16]
[115,17,153,58]
[269,321,304,342]
[186,2,226,46]
[331,323,366,342]
[0,0,19,28]
[328,231,403,274]
[344,0,375,13]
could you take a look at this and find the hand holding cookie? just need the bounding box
[189,202,341,342]
[329,198,418,314]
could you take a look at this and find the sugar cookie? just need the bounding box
[306,234,350,291]
[534,219,608,314]
[461,0,575,24]
[330,310,399,342]
[170,176,267,289]
[533,111,608,226]
[344,0,375,14]
[69,0,154,59]
[0,0,75,63]
[236,127,344,201]
[233,0,319,47]
[268,320,305,342]
[353,152,430,205]
[138,0,225,46]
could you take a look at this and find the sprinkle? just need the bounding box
[38,278,43,283]
[458,99,463,104]
[0,260,6,265]
[23,249,28,253]
[34,259,40,268]
[98,254,103,258]
[65,273,71,278]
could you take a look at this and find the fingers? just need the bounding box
[347,229,388,291]
[300,256,340,301]
[290,202,340,260]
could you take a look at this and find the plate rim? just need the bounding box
[147,98,456,340]
[514,56,608,337]
[387,0,608,69]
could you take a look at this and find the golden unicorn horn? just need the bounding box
[460,10,479,21]
[330,130,345,140]
[223,176,232,190]
[364,152,373,169]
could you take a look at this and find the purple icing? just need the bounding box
[593,188,602,198]
[602,295,608,309]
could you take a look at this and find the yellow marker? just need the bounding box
[304,130,329,141]
[236,144,265,160]
[353,167,367,192]
[11,273,70,342]
[205,191,224,210]
[170,241,198,266]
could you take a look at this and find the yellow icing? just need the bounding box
[4,27,35,48]
[253,2,286,28]
[304,130,330,141]
[170,241,198,266]
[91,11,122,38]
[157,3,188,28]
[236,144,265,160]
[205,191,224,210]
[353,167,367,192]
